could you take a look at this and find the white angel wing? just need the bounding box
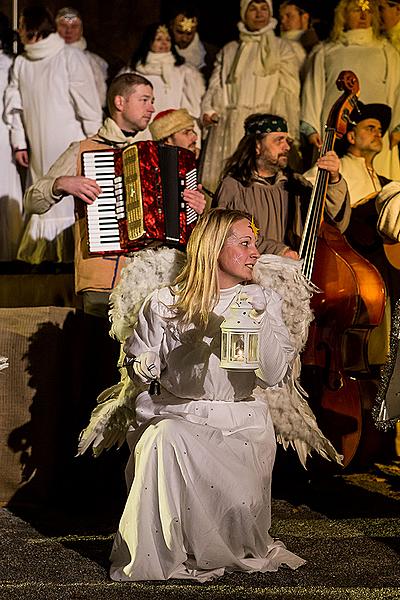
[253,254,343,468]
[77,247,185,456]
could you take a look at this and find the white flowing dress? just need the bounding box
[110,285,305,582]
[4,33,102,263]
[0,51,24,261]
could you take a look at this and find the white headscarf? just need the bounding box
[240,0,275,25]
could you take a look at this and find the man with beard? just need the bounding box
[304,101,400,368]
[215,113,350,259]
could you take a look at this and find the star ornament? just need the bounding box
[357,0,370,11]
[250,216,260,240]
[178,16,197,32]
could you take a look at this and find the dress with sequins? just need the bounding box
[109,285,305,582]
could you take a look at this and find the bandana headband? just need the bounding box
[245,115,288,136]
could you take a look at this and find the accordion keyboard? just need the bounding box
[185,168,198,225]
[83,150,123,253]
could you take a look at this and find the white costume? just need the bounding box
[110,284,305,582]
[0,51,23,261]
[200,16,300,193]
[69,37,108,108]
[77,250,342,581]
[304,152,382,208]
[4,32,102,263]
[281,29,307,74]
[175,32,206,70]
[301,28,400,180]
[122,52,205,142]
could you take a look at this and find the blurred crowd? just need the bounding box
[1,0,400,266]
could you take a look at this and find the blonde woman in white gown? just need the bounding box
[109,208,305,582]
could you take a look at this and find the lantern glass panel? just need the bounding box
[248,333,259,362]
[221,332,228,361]
[230,333,246,362]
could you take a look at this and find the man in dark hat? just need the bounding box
[215,112,350,259]
[305,101,400,366]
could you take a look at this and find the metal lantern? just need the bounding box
[220,291,261,370]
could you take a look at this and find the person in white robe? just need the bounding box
[4,6,102,264]
[200,0,300,195]
[109,208,306,582]
[279,0,319,80]
[120,23,205,144]
[0,13,24,261]
[301,0,400,181]
[56,7,108,108]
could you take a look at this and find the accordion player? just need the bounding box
[82,141,198,255]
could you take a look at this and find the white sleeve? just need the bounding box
[181,65,205,120]
[123,291,167,365]
[300,44,326,136]
[256,289,296,387]
[3,57,27,150]
[270,39,301,141]
[66,48,103,136]
[201,45,225,115]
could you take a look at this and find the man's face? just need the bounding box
[256,132,291,170]
[119,84,155,132]
[347,118,383,155]
[168,127,198,153]
[171,14,197,49]
[279,4,309,31]
[244,1,271,31]
[379,0,400,30]
[56,16,83,44]
[345,4,373,29]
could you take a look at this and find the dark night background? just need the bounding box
[1,0,339,77]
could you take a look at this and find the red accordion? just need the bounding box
[82,141,198,255]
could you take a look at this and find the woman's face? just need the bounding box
[217,219,260,289]
[244,1,271,31]
[345,3,373,29]
[151,28,172,53]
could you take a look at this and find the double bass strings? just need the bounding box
[300,129,335,280]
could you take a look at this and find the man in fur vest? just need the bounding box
[23,73,205,317]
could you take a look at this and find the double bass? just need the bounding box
[300,71,387,467]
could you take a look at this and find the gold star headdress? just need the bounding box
[357,0,370,11]
[157,25,169,36]
[177,16,198,32]
[250,216,260,240]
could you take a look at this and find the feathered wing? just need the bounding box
[77,247,186,456]
[78,249,342,466]
[253,254,343,467]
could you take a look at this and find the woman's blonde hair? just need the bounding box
[172,208,252,329]
[330,0,381,42]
